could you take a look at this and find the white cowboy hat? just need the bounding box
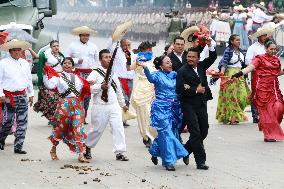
[72,26,97,35]
[112,21,132,42]
[275,13,284,19]
[0,39,31,51]
[234,5,246,11]
[249,27,275,40]
[255,3,267,11]
[122,110,137,122]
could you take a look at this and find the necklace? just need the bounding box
[51,51,62,63]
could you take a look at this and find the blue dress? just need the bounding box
[144,67,188,166]
[232,13,249,51]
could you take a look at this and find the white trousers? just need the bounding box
[85,103,126,154]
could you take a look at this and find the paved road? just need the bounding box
[1,33,284,189]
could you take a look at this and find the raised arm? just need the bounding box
[144,66,158,84]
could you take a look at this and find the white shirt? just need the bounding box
[43,71,83,97]
[200,40,217,61]
[174,51,183,63]
[252,8,273,24]
[65,40,99,69]
[107,38,135,79]
[228,51,244,68]
[44,48,63,72]
[210,18,218,36]
[87,66,125,107]
[0,56,34,97]
[245,42,266,65]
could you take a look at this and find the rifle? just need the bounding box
[101,41,120,102]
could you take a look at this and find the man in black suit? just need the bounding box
[169,36,187,72]
[176,38,217,170]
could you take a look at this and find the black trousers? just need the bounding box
[182,103,209,165]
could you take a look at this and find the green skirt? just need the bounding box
[216,67,251,124]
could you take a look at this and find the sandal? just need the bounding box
[116,153,129,161]
[78,153,90,163]
[50,146,59,160]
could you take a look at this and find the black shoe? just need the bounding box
[84,121,88,125]
[253,118,259,123]
[123,122,130,128]
[116,153,129,161]
[151,156,158,165]
[84,147,92,159]
[14,149,27,154]
[0,141,5,150]
[165,164,175,171]
[143,138,152,148]
[264,139,277,142]
[183,155,189,165]
[197,163,209,170]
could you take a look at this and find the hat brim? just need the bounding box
[180,26,200,42]
[72,26,97,35]
[112,21,132,42]
[249,28,275,40]
[0,40,31,51]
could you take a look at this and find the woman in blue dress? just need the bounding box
[137,55,188,171]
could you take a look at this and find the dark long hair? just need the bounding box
[153,55,167,70]
[228,34,239,47]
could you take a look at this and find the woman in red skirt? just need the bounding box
[232,40,284,142]
[43,57,90,162]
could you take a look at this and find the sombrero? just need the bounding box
[274,13,284,19]
[234,5,246,11]
[112,21,132,42]
[249,27,275,40]
[72,26,97,35]
[0,39,31,51]
[122,110,137,122]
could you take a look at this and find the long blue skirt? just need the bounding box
[148,99,188,166]
[233,22,249,50]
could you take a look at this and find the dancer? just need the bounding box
[232,40,284,142]
[140,55,188,171]
[176,38,217,170]
[0,39,34,154]
[43,57,90,162]
[84,49,129,161]
[34,40,64,124]
[127,41,157,147]
[216,34,251,124]
[232,5,250,51]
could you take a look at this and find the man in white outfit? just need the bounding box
[65,26,99,125]
[84,49,129,161]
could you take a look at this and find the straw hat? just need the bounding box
[72,26,96,35]
[112,21,132,42]
[180,26,200,49]
[0,39,31,51]
[275,13,284,19]
[249,27,275,40]
[122,110,137,122]
[255,3,267,11]
[234,5,246,11]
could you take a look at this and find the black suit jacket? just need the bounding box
[169,51,187,72]
[176,50,217,107]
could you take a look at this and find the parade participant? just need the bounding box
[107,22,135,127]
[164,44,174,55]
[84,49,129,161]
[168,37,187,72]
[127,41,157,148]
[0,39,34,154]
[252,3,273,32]
[232,40,284,142]
[65,26,99,125]
[34,40,64,125]
[139,55,188,171]
[246,27,274,123]
[167,10,183,44]
[176,38,217,170]
[232,5,250,51]
[216,34,251,124]
[43,57,90,162]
